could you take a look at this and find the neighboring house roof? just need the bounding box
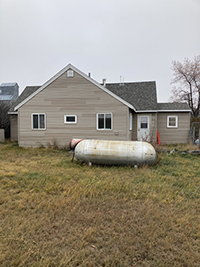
[0,95,13,100]
[9,86,40,113]
[157,102,191,112]
[105,82,157,111]
[0,82,19,105]
[0,83,18,87]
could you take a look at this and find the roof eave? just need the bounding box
[8,111,18,114]
[157,109,191,112]
[136,110,157,113]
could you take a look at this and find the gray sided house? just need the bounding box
[0,83,19,139]
[9,64,191,147]
[0,83,19,103]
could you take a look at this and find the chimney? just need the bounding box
[102,78,106,87]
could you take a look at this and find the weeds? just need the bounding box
[0,143,200,266]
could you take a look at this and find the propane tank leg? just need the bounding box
[71,151,75,162]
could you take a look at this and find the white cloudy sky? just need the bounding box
[0,0,199,101]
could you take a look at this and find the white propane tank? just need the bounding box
[70,139,156,166]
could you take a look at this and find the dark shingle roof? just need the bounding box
[157,102,190,111]
[9,83,191,114]
[9,86,40,112]
[105,82,157,111]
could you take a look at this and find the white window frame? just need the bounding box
[129,113,133,130]
[31,113,46,130]
[167,116,178,128]
[64,115,77,124]
[96,113,112,130]
[67,70,74,78]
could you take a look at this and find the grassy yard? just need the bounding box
[0,142,200,267]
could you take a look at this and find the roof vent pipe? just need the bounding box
[102,78,106,87]
[88,72,91,77]
[120,76,124,86]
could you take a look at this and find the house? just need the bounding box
[9,64,191,147]
[0,83,19,139]
[0,83,19,103]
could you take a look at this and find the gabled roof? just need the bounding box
[11,64,191,114]
[105,82,157,111]
[14,64,135,112]
[157,102,191,112]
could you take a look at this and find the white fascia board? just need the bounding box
[157,109,191,112]
[8,111,18,114]
[71,65,137,112]
[14,63,137,112]
[136,110,157,113]
[14,63,73,111]
[137,109,191,113]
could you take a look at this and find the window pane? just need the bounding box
[140,117,148,129]
[169,117,176,126]
[141,123,148,128]
[98,114,104,129]
[33,114,38,129]
[66,116,75,122]
[39,114,45,129]
[105,114,111,129]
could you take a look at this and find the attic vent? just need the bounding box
[67,70,74,78]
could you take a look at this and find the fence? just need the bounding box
[189,122,200,148]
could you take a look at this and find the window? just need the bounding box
[32,114,46,130]
[129,113,133,130]
[67,70,74,77]
[97,113,112,130]
[167,116,178,128]
[140,116,148,128]
[64,115,77,124]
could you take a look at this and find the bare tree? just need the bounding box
[170,55,200,117]
[0,101,11,138]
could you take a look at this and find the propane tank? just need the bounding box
[70,139,156,166]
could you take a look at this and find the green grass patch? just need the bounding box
[0,142,200,266]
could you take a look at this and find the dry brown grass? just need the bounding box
[0,142,200,266]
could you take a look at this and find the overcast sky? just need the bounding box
[0,0,199,102]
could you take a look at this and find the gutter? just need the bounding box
[8,111,18,115]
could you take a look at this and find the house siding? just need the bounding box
[132,112,137,140]
[10,114,18,141]
[157,112,190,144]
[18,71,129,147]
[151,113,157,143]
